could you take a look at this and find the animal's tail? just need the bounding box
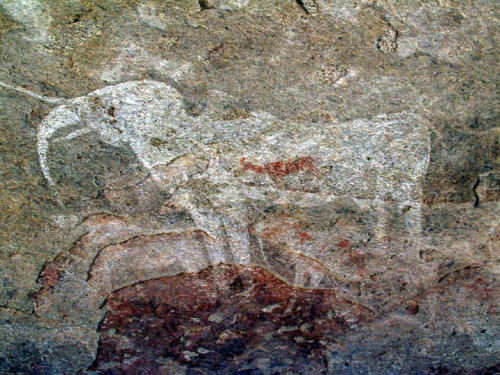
[0,81,66,105]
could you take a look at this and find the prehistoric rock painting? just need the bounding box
[240,156,322,187]
[29,79,429,229]
[1,79,430,327]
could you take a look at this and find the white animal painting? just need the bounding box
[1,79,430,299]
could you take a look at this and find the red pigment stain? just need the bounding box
[33,235,91,299]
[464,277,497,314]
[240,157,321,187]
[253,214,314,246]
[338,239,350,249]
[90,264,374,374]
[258,214,301,241]
[337,239,366,279]
[33,267,64,298]
[299,232,313,244]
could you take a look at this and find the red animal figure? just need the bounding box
[240,157,321,187]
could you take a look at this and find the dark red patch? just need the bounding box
[338,239,350,248]
[299,232,313,244]
[241,157,321,187]
[90,264,373,374]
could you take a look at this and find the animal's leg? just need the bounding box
[308,271,325,288]
[221,205,251,264]
[373,198,389,244]
[395,180,425,248]
[373,171,394,244]
[293,266,307,287]
[301,157,322,176]
[399,201,424,247]
[254,235,271,269]
[292,262,323,288]
[268,171,285,188]
[310,165,322,176]
[193,211,228,264]
[173,186,243,266]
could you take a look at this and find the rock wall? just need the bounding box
[0,0,498,374]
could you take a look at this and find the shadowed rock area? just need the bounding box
[0,0,498,374]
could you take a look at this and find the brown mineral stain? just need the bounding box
[406,301,419,315]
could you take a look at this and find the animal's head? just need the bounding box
[27,80,276,208]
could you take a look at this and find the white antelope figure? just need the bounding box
[1,79,430,295]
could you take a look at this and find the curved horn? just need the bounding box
[37,106,83,186]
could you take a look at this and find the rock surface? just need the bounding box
[0,0,498,374]
[89,264,374,374]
